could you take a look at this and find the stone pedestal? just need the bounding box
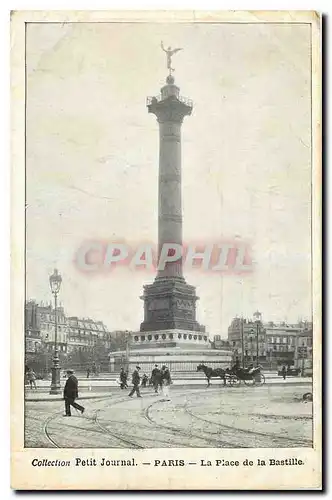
[140,278,205,332]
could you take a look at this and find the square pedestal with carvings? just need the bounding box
[140,277,205,333]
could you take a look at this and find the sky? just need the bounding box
[25,21,312,336]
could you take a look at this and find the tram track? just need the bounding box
[41,386,311,449]
[183,405,312,447]
[42,395,129,448]
[42,393,167,449]
[143,399,242,448]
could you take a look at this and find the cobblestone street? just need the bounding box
[25,384,313,449]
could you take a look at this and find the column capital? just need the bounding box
[147,96,193,124]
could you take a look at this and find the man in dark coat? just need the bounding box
[151,364,162,394]
[63,369,85,416]
[128,366,142,398]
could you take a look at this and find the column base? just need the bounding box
[49,386,62,395]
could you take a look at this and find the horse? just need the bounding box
[197,364,226,387]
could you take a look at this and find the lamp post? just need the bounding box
[240,318,245,368]
[253,311,262,367]
[301,341,306,377]
[255,321,259,366]
[125,330,131,372]
[249,324,259,366]
[49,269,62,395]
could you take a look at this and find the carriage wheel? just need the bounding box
[228,375,241,386]
[255,373,265,386]
[244,374,265,386]
[231,376,241,386]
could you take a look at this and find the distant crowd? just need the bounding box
[119,364,172,400]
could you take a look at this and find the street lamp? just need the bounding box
[301,341,306,377]
[253,311,262,367]
[125,330,131,372]
[240,318,245,368]
[49,269,62,394]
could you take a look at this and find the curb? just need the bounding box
[25,394,113,402]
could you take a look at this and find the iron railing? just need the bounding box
[146,95,193,107]
[64,359,229,375]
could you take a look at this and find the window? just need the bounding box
[276,337,280,343]
[194,335,197,340]
[183,334,187,340]
[134,336,139,342]
[141,335,145,341]
[189,334,192,340]
[154,334,159,340]
[204,336,207,341]
[178,334,182,339]
[148,335,152,341]
[169,334,173,340]
[198,335,202,341]
[283,337,287,344]
[162,334,166,340]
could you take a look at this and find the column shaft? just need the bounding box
[158,120,183,279]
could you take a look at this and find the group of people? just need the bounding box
[86,363,98,378]
[151,364,172,398]
[231,358,259,374]
[119,364,172,400]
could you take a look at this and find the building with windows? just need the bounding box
[25,300,111,361]
[25,300,43,355]
[37,302,68,353]
[228,313,313,370]
[227,311,266,365]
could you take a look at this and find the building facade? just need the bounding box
[25,300,111,364]
[227,311,266,365]
[227,313,313,370]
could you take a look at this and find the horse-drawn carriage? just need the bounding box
[197,363,265,387]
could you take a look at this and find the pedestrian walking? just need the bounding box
[151,364,162,394]
[128,366,142,398]
[281,365,287,381]
[86,367,91,378]
[161,365,172,401]
[63,369,85,417]
[27,368,37,390]
[120,367,128,389]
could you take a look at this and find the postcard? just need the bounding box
[11,10,322,490]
